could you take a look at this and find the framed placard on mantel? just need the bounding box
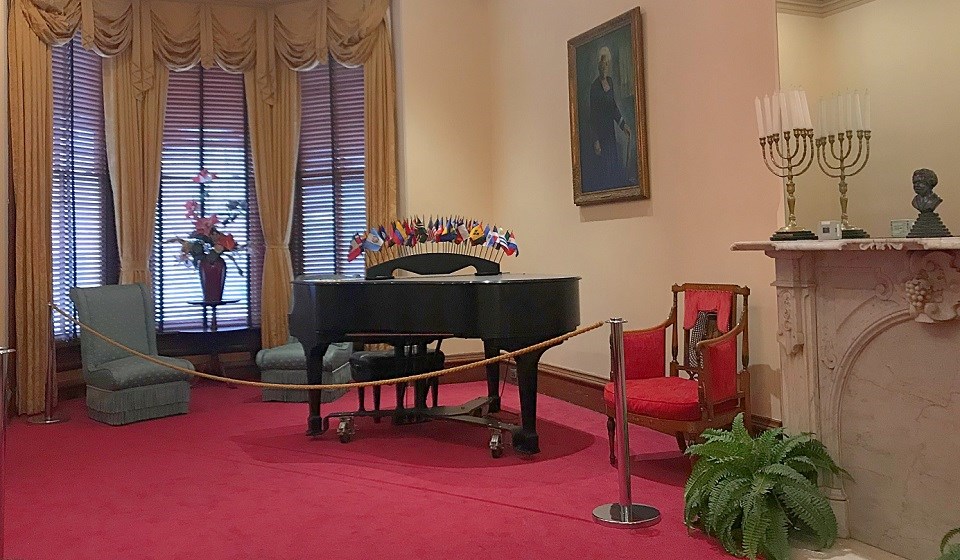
[568,7,649,206]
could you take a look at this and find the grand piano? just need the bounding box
[289,273,581,455]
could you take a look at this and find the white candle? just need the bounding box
[763,95,772,136]
[863,90,871,130]
[819,99,826,137]
[800,90,812,129]
[836,94,844,134]
[853,91,863,131]
[847,93,855,132]
[772,92,782,135]
[778,91,790,133]
[789,90,801,131]
[755,97,764,138]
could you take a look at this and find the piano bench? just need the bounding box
[350,349,444,416]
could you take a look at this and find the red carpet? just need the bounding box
[5,382,729,559]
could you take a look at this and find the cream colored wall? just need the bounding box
[779,0,960,238]
[481,0,783,418]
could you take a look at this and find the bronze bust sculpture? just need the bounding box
[911,168,943,213]
[907,168,952,237]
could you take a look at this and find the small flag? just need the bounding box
[469,224,486,246]
[363,230,383,252]
[347,233,364,261]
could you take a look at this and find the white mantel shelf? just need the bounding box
[731,236,960,252]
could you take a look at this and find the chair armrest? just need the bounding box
[697,315,747,410]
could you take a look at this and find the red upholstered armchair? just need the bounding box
[604,283,751,464]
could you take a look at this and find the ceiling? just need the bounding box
[777,0,878,17]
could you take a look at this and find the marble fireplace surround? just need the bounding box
[733,238,960,560]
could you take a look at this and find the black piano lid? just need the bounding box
[293,273,581,285]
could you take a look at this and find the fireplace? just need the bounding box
[733,238,960,560]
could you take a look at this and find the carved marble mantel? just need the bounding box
[732,238,960,557]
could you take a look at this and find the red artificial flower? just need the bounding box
[218,233,237,251]
[184,200,199,219]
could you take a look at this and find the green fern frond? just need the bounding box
[760,506,791,560]
[742,493,773,559]
[777,480,837,548]
[706,478,751,535]
[731,413,751,442]
[939,544,960,560]
[762,463,818,490]
[941,528,960,556]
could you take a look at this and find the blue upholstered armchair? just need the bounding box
[69,283,193,425]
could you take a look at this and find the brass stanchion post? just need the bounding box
[592,318,660,527]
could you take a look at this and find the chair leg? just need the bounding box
[606,416,616,466]
[430,377,439,407]
[373,386,382,423]
[676,432,688,452]
[358,387,366,412]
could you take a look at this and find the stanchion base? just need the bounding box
[26,413,69,424]
[592,503,661,528]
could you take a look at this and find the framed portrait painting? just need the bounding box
[568,8,649,206]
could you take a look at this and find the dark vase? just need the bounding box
[198,255,227,303]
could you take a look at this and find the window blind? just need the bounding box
[291,61,366,276]
[51,36,114,339]
[154,66,261,331]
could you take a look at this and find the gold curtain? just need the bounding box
[8,0,57,414]
[245,65,300,348]
[103,50,169,285]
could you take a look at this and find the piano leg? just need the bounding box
[512,347,548,455]
[306,341,330,436]
[483,341,501,413]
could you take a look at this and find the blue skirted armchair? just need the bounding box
[69,283,193,425]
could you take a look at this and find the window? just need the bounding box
[51,36,115,339]
[291,61,366,276]
[154,66,262,331]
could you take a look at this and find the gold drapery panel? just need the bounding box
[10,0,396,411]
[8,0,57,414]
[103,50,169,285]
[245,65,300,348]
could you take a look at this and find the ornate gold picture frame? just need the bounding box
[568,8,649,206]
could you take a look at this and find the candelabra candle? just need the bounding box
[815,129,872,238]
[760,128,818,241]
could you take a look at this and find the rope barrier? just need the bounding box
[51,303,603,391]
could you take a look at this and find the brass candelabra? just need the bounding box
[760,128,817,241]
[816,130,872,238]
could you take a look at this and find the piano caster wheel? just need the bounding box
[337,418,355,443]
[489,430,504,459]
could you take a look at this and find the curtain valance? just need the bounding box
[19,0,389,102]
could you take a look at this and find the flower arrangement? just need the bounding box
[165,170,246,275]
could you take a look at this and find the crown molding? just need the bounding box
[777,0,878,18]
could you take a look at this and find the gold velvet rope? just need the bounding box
[51,303,603,391]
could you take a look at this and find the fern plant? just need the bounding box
[938,528,960,560]
[684,413,845,560]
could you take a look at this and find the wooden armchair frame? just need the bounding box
[605,283,751,464]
